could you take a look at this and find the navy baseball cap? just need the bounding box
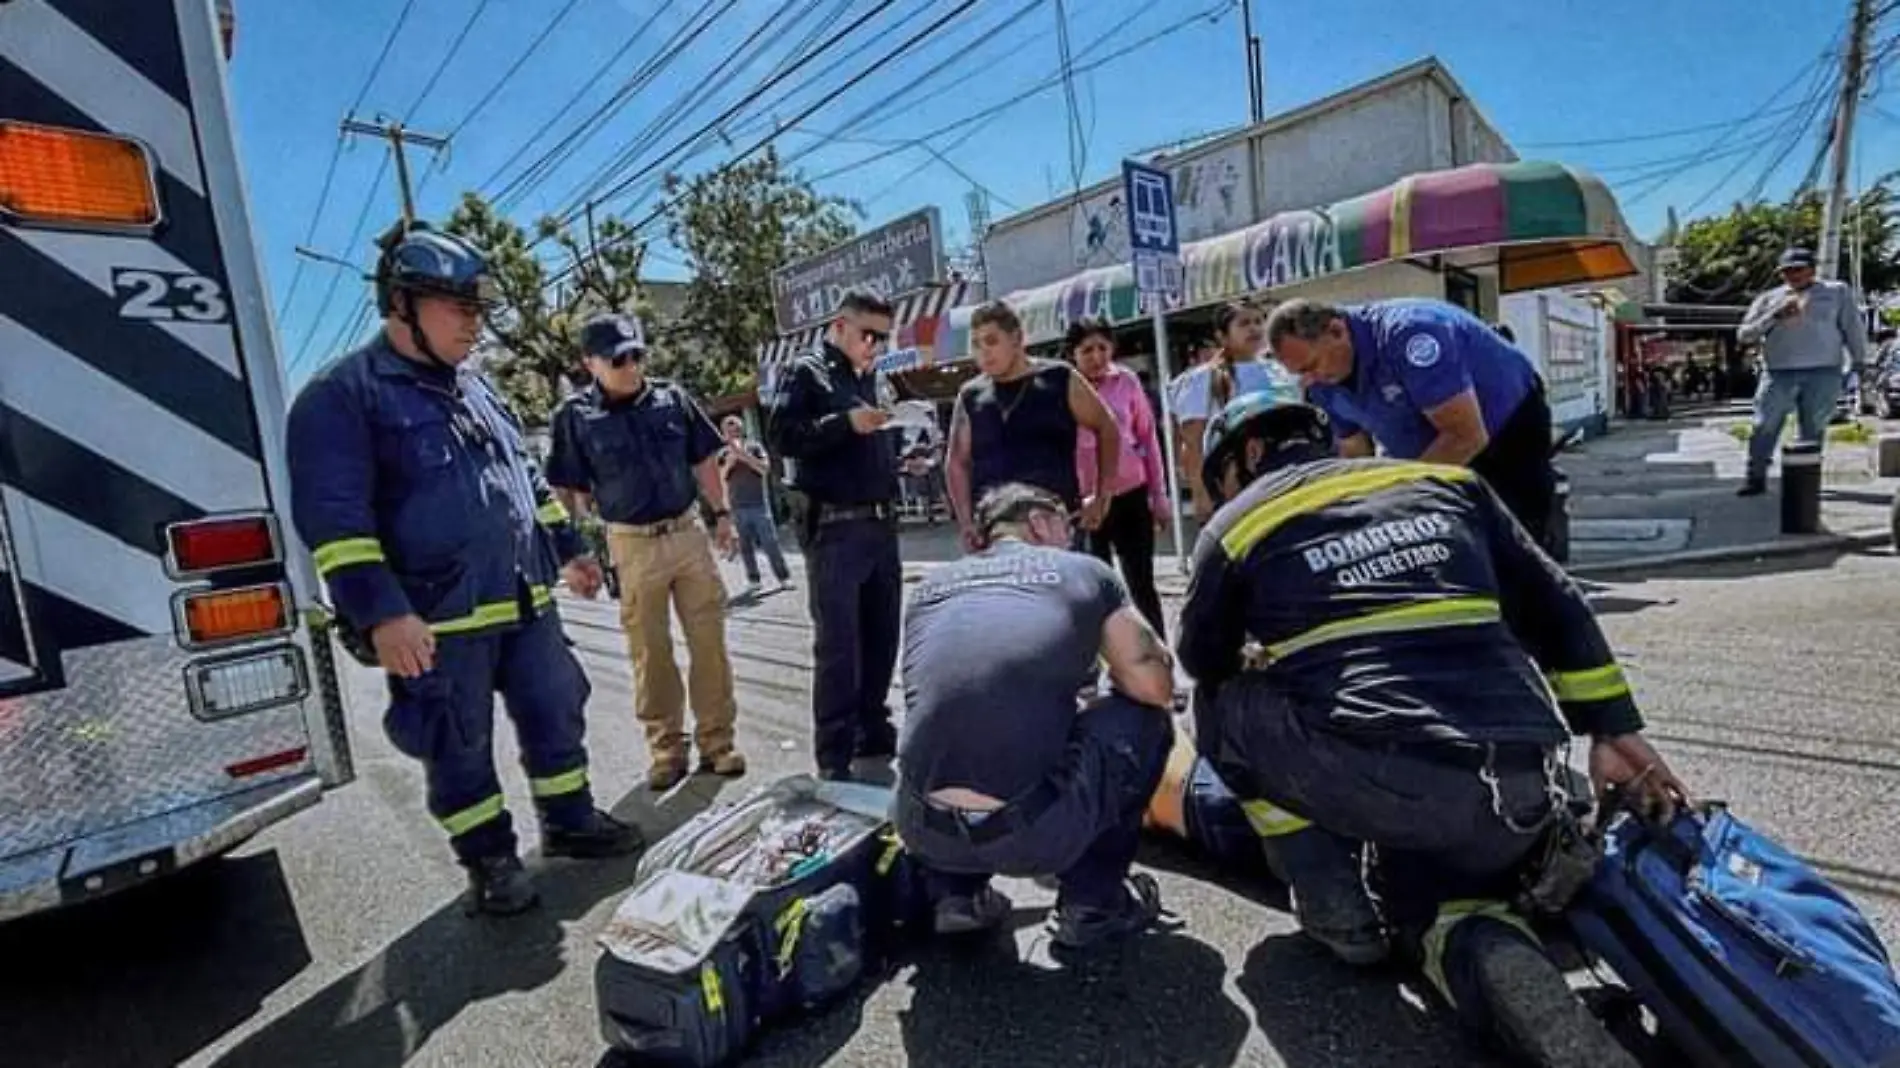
[581,312,648,359]
[1778,247,1817,270]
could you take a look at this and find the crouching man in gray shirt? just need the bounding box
[892,482,1176,953]
[1735,246,1868,496]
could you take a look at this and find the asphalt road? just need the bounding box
[3,543,1898,1068]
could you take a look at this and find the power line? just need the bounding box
[490,0,738,215]
[404,0,495,122]
[542,0,831,224]
[564,0,1014,231]
[276,0,419,321]
[1619,47,1836,208]
[568,0,914,223]
[545,0,991,289]
[443,0,586,139]
[1518,102,1808,149]
[800,1,1231,186]
[474,0,686,198]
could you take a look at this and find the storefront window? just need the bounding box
[1445,269,1481,314]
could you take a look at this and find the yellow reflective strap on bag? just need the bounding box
[699,962,725,1014]
[774,898,809,978]
[876,830,903,876]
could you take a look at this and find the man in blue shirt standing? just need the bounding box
[546,313,747,791]
[1265,297,1557,549]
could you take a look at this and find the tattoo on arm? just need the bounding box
[1133,622,1174,667]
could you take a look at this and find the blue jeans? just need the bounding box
[1748,367,1843,480]
[733,504,789,584]
[893,694,1171,911]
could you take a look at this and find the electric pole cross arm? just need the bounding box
[340,118,450,226]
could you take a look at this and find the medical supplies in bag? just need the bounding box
[1568,799,1900,1068]
[596,775,930,1065]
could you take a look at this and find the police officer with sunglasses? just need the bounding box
[764,289,904,781]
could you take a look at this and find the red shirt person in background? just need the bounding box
[1070,318,1171,637]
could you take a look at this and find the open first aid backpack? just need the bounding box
[1567,800,1900,1068]
[595,775,930,1066]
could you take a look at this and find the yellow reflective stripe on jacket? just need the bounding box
[536,500,570,525]
[1240,799,1313,838]
[312,536,386,576]
[430,586,556,636]
[1421,898,1538,1007]
[1548,663,1632,703]
[529,767,587,798]
[1266,596,1502,662]
[1221,462,1473,559]
[440,793,505,837]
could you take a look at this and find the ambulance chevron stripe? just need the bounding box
[0,0,272,655]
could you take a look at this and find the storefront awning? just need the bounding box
[756,280,978,398]
[945,160,1640,352]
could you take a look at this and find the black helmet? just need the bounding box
[1201,386,1332,508]
[374,224,501,315]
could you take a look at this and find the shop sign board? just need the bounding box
[770,207,944,333]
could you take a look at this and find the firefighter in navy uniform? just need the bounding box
[1177,388,1687,1068]
[286,224,643,917]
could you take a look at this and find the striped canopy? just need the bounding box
[946,160,1640,352]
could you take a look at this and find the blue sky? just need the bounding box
[227,0,1888,379]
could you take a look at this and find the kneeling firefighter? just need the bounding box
[1176,388,1688,1068]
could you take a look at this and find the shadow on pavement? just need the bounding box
[897,930,1248,1068]
[0,851,311,1068]
[1237,933,1490,1067]
[1584,592,1681,616]
[210,782,726,1068]
[1137,836,1291,913]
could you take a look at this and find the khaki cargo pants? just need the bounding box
[606,517,738,769]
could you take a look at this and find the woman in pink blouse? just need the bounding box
[1069,319,1171,637]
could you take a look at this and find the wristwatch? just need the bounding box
[709,508,731,521]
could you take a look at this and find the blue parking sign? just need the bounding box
[1122,160,1178,256]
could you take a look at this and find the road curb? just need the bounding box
[1564,528,1892,577]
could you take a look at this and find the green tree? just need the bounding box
[1665,177,1900,304]
[441,193,650,426]
[660,147,861,398]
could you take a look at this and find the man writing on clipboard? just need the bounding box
[764,289,906,782]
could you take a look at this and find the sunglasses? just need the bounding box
[592,350,645,368]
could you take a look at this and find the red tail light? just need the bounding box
[166,514,279,576]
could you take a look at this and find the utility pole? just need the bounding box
[1817,0,1871,282]
[1240,0,1264,123]
[340,116,450,226]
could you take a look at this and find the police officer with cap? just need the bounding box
[763,289,902,781]
[1178,387,1686,1067]
[1266,297,1561,548]
[287,223,642,917]
[545,312,747,792]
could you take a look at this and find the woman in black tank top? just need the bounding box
[947,302,1123,552]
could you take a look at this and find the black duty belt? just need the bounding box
[912,779,1062,846]
[815,502,892,525]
